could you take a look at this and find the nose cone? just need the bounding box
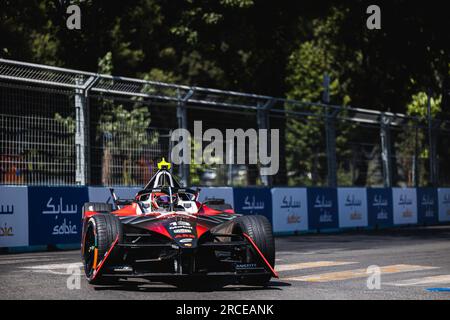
[165,219,198,248]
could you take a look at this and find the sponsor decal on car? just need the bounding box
[175,234,195,238]
[173,228,193,234]
[235,263,257,270]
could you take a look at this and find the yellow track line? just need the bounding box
[276,261,358,272]
[284,264,438,282]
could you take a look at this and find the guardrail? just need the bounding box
[1,186,450,249]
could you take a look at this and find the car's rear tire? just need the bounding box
[82,214,122,285]
[233,215,275,286]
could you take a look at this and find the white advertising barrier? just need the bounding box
[438,188,450,222]
[337,188,368,228]
[196,187,234,208]
[0,186,29,247]
[88,187,141,205]
[271,188,308,233]
[392,188,418,225]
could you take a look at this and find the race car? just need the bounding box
[81,159,277,288]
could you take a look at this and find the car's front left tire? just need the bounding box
[232,215,275,286]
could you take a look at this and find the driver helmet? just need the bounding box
[152,193,173,210]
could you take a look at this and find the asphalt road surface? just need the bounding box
[2,226,450,300]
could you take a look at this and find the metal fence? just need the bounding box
[1,58,449,187]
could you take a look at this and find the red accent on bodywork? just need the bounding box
[242,233,279,278]
[83,211,98,219]
[92,235,119,281]
[113,203,139,216]
[147,224,172,239]
[200,205,228,216]
[196,224,209,238]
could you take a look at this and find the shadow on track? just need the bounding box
[93,280,291,293]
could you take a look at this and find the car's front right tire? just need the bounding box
[82,214,122,285]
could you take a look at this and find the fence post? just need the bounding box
[176,89,193,186]
[257,99,274,186]
[75,77,88,185]
[323,74,337,187]
[427,91,437,186]
[380,113,392,187]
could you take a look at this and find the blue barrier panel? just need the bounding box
[88,186,141,204]
[233,188,272,222]
[337,188,368,228]
[307,188,339,230]
[367,188,393,228]
[417,188,439,225]
[0,186,29,248]
[28,186,88,245]
[271,188,309,233]
[392,188,418,225]
[438,188,450,222]
[196,187,235,208]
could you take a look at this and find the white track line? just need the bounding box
[0,255,53,261]
[385,275,450,287]
[21,262,83,270]
[0,258,70,265]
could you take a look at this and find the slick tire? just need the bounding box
[233,215,275,286]
[83,202,113,214]
[82,214,122,285]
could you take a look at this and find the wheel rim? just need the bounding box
[83,223,96,278]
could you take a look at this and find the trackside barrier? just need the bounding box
[1,186,450,250]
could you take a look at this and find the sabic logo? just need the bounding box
[349,212,362,220]
[402,208,413,218]
[52,219,77,235]
[443,194,450,205]
[287,213,301,224]
[0,223,14,237]
[376,209,388,220]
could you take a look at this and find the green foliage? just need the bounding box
[99,104,156,185]
[54,113,75,133]
[98,52,113,75]
[220,0,254,8]
[285,7,354,186]
[1,1,448,186]
[406,92,442,119]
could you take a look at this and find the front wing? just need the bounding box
[91,232,278,283]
